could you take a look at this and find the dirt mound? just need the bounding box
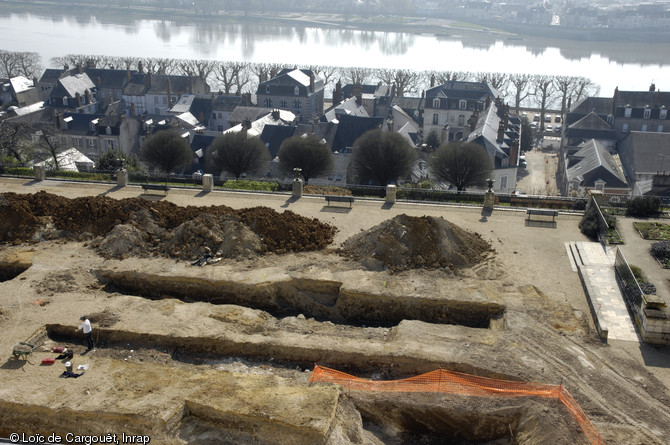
[0,192,336,259]
[341,214,493,271]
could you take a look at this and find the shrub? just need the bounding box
[626,196,661,217]
[221,179,278,191]
[651,240,670,264]
[579,205,601,240]
[3,167,33,177]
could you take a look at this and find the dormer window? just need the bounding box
[432,98,440,108]
[660,108,667,119]
[89,118,99,132]
[265,85,270,94]
[294,86,300,96]
[607,114,614,125]
[106,126,112,135]
[644,107,651,119]
[459,100,467,110]
[624,105,632,117]
[62,96,68,106]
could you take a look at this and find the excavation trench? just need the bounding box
[95,269,506,330]
[43,324,521,381]
[0,261,30,282]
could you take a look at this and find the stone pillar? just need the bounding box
[117,169,128,187]
[292,178,303,198]
[587,189,604,212]
[483,178,496,213]
[202,174,213,192]
[34,166,46,181]
[385,184,396,204]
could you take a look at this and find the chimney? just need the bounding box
[86,59,95,68]
[126,68,131,83]
[64,64,69,72]
[243,118,252,130]
[510,139,519,167]
[497,120,505,142]
[353,84,362,104]
[650,83,656,92]
[430,74,435,88]
[271,109,280,120]
[146,72,152,89]
[334,80,342,103]
[612,86,618,116]
[309,73,315,93]
[75,92,82,107]
[76,63,83,74]
[189,76,193,94]
[138,61,144,74]
[33,77,37,87]
[85,89,91,105]
[468,111,478,132]
[130,102,136,117]
[485,95,491,110]
[440,124,448,144]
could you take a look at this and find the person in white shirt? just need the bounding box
[76,316,94,351]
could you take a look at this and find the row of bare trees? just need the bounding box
[47,53,599,113]
[0,50,42,79]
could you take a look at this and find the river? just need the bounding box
[2,11,670,97]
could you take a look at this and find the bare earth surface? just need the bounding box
[0,177,669,445]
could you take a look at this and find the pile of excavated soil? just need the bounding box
[341,214,493,271]
[0,192,336,260]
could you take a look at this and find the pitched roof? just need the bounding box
[567,139,627,188]
[323,96,368,122]
[85,68,133,90]
[58,73,95,98]
[39,68,68,84]
[330,114,383,152]
[10,76,34,94]
[614,90,670,109]
[565,111,617,141]
[426,80,500,101]
[569,96,613,116]
[620,131,670,175]
[260,124,297,158]
[228,106,273,125]
[465,104,509,164]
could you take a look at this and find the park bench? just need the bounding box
[325,195,354,208]
[526,208,558,222]
[142,184,170,196]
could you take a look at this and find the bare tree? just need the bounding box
[531,75,556,132]
[553,75,576,117]
[477,72,509,95]
[309,65,338,92]
[571,77,600,106]
[177,59,216,79]
[213,61,251,94]
[375,68,420,97]
[0,121,34,163]
[509,73,533,112]
[0,50,42,79]
[433,70,470,84]
[340,66,372,85]
[35,125,68,171]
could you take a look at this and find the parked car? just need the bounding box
[554,116,561,123]
[554,125,562,133]
[546,125,553,132]
[544,115,552,123]
[533,115,540,122]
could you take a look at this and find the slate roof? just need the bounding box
[228,106,273,125]
[10,76,34,94]
[565,111,617,141]
[567,139,628,188]
[330,114,383,153]
[568,96,613,117]
[62,113,106,136]
[260,124,297,158]
[58,73,95,98]
[258,69,323,96]
[323,96,368,123]
[225,109,296,137]
[85,68,133,90]
[426,81,500,102]
[619,131,670,175]
[465,104,509,166]
[614,89,670,110]
[38,68,68,85]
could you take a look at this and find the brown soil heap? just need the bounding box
[0,191,336,259]
[341,214,493,271]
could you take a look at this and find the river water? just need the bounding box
[2,12,670,97]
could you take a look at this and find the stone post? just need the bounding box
[483,178,496,212]
[34,166,46,181]
[385,184,396,204]
[117,169,128,187]
[202,174,213,192]
[292,178,303,198]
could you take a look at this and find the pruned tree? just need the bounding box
[571,77,600,106]
[140,129,193,173]
[0,50,42,79]
[277,135,333,183]
[428,141,492,191]
[351,129,417,185]
[207,130,270,178]
[433,70,470,84]
[35,125,68,171]
[95,149,142,172]
[474,72,509,96]
[213,61,251,94]
[308,65,338,92]
[531,75,556,132]
[340,66,371,86]
[375,68,420,97]
[553,75,576,118]
[177,58,216,79]
[509,73,532,112]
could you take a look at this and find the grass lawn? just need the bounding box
[633,222,670,240]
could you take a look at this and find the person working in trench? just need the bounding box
[75,315,94,352]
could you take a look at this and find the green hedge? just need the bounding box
[47,170,113,181]
[2,167,33,177]
[221,179,279,191]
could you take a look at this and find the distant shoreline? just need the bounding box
[3,0,667,43]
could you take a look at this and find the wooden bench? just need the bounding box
[142,184,170,196]
[526,208,558,221]
[325,195,354,208]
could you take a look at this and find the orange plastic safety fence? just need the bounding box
[309,365,606,445]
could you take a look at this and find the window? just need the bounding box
[280,100,287,108]
[62,96,68,106]
[458,114,465,126]
[294,86,300,96]
[500,176,507,190]
[459,100,467,110]
[469,103,475,110]
[86,139,96,149]
[294,100,301,109]
[265,86,270,94]
[154,96,159,104]
[106,140,115,149]
[265,98,273,107]
[73,138,82,148]
[432,113,439,125]
[162,96,167,104]
[607,114,614,125]
[658,125,664,132]
[171,96,177,103]
[622,123,629,132]
[218,112,222,119]
[217,126,223,132]
[449,115,455,123]
[661,109,667,119]
[644,108,651,119]
[106,126,112,135]
[432,98,440,108]
[624,106,632,117]
[642,124,648,132]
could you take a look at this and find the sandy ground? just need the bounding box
[1,177,669,444]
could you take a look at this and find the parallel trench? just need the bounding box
[0,262,30,282]
[96,269,506,330]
